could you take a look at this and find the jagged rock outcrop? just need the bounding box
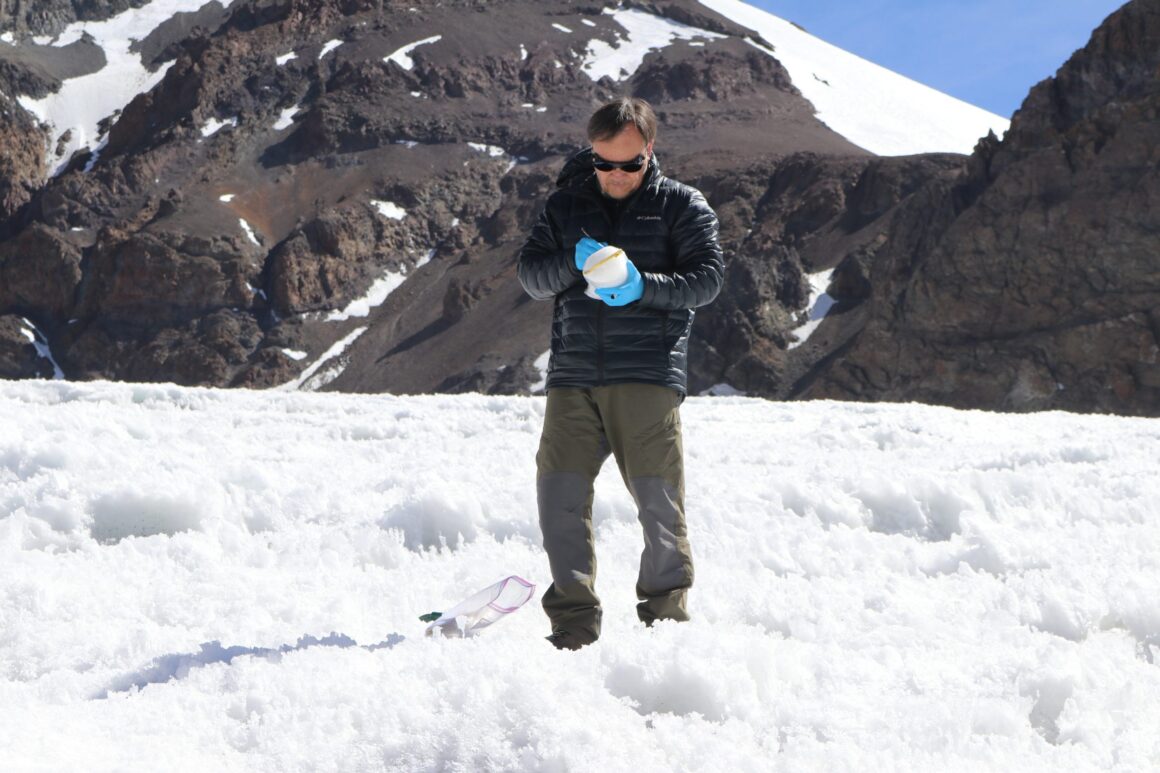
[0,222,83,318]
[0,0,150,37]
[798,0,1160,415]
[0,93,46,225]
[688,151,968,395]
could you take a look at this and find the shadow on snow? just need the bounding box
[94,632,406,699]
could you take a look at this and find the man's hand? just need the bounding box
[574,237,606,271]
[596,261,644,306]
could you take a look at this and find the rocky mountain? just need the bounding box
[794,0,1160,415]
[0,0,1155,415]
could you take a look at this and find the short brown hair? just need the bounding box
[587,97,657,145]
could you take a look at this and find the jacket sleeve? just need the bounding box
[517,197,582,301]
[639,188,724,310]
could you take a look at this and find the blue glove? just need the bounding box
[596,261,644,306]
[574,237,605,271]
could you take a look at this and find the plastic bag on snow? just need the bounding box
[424,575,536,638]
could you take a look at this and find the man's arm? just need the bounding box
[639,188,724,310]
[517,202,582,301]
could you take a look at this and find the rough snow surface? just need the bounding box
[2,381,1158,770]
[699,0,1009,155]
[384,35,441,70]
[583,8,724,82]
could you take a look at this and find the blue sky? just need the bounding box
[747,0,1126,117]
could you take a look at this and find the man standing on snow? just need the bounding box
[517,97,724,651]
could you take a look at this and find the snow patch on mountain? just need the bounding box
[698,0,1009,155]
[272,105,300,131]
[280,327,368,390]
[789,269,836,349]
[238,218,260,246]
[17,318,64,378]
[467,142,506,158]
[583,8,725,82]
[200,116,237,138]
[531,349,551,393]
[318,39,343,59]
[370,200,407,220]
[325,249,434,323]
[13,0,241,176]
[384,35,442,71]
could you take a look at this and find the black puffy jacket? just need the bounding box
[517,149,724,395]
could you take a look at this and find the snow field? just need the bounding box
[697,0,1010,155]
[1,381,1159,770]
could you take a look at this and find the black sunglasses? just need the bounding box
[592,152,647,173]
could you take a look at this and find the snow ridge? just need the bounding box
[698,0,1009,155]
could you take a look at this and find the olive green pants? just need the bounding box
[536,383,693,641]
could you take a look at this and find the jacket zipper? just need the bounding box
[596,305,605,384]
[593,173,652,386]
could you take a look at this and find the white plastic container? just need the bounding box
[582,245,628,298]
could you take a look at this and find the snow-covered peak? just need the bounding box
[698,0,1010,155]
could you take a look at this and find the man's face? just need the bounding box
[591,125,652,200]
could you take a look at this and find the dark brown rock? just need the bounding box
[0,93,46,225]
[0,223,83,319]
[72,229,254,326]
[267,207,400,316]
[633,45,796,104]
[799,0,1160,415]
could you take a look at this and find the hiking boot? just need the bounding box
[545,629,595,651]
